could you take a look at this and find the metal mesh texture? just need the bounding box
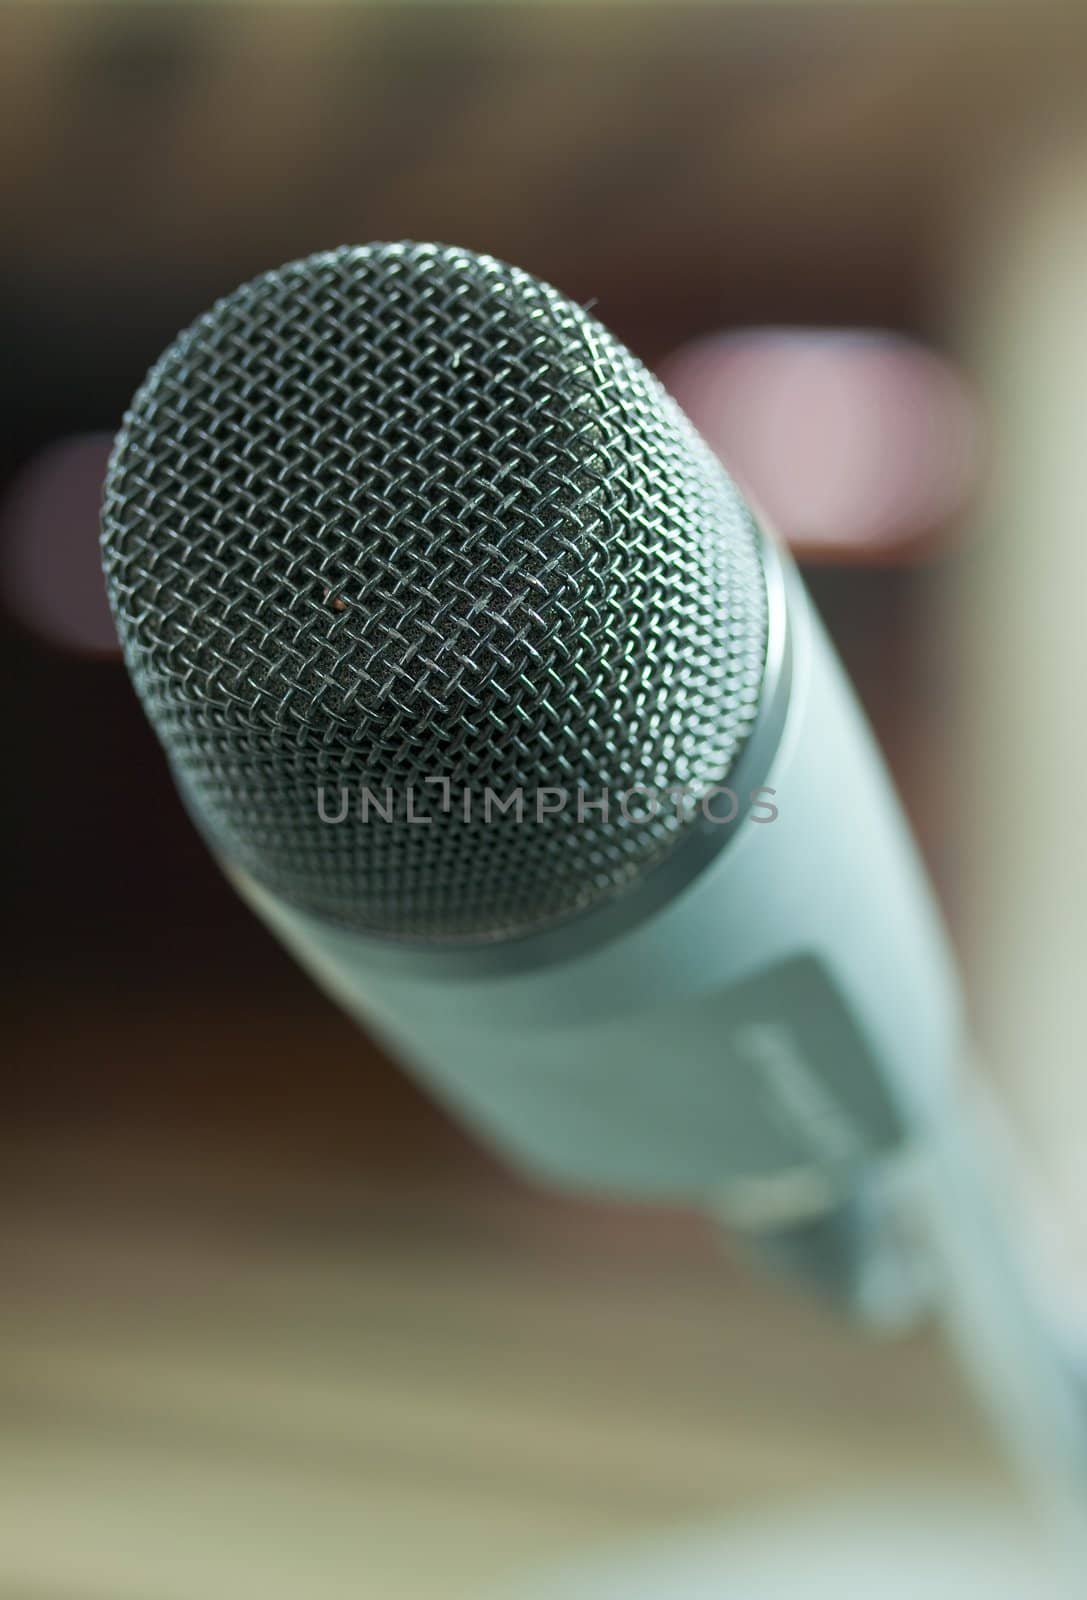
[101,243,768,942]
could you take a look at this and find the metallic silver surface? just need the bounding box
[102,243,769,942]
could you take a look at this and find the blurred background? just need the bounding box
[3,4,1086,1596]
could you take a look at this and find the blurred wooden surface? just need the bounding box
[3,1010,1012,1600]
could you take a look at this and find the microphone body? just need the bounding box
[101,244,1087,1537]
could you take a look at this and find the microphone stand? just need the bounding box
[509,1068,1087,1599]
[908,1067,1087,1574]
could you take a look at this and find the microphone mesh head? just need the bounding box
[101,244,768,942]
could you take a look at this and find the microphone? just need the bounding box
[102,245,1087,1557]
[99,242,961,1261]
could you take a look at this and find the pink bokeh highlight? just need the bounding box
[659,330,982,559]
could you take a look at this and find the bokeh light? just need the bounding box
[1,433,116,655]
[659,331,982,561]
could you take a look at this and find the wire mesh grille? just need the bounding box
[101,243,768,941]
